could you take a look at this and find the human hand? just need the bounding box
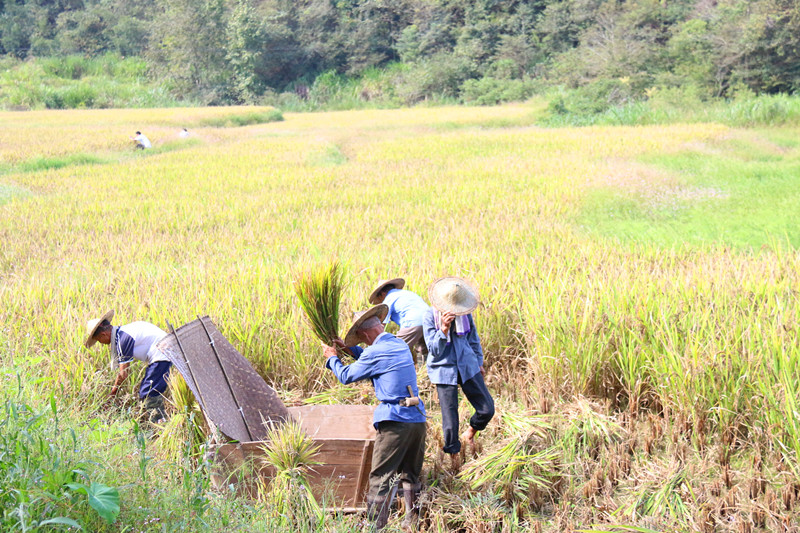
[479,365,485,376]
[440,312,456,336]
[332,338,354,357]
[323,345,338,360]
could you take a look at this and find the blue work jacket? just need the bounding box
[326,332,426,427]
[422,309,484,385]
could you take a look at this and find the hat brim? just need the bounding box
[428,277,480,316]
[344,304,389,346]
[85,309,114,348]
[368,278,406,305]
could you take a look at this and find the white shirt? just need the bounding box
[110,322,168,366]
[134,133,152,148]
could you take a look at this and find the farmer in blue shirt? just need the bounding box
[369,278,430,366]
[423,277,494,469]
[324,304,426,531]
[85,309,172,423]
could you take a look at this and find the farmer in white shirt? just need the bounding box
[130,131,152,149]
[368,278,430,366]
[85,310,171,422]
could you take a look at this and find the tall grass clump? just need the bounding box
[259,421,323,529]
[155,373,206,465]
[294,262,346,347]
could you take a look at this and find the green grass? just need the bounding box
[16,154,109,173]
[0,54,187,111]
[0,183,31,205]
[196,109,284,127]
[306,145,348,166]
[577,133,800,248]
[540,92,800,129]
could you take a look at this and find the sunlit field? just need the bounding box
[1,103,799,532]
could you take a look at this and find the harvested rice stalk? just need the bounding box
[294,262,346,352]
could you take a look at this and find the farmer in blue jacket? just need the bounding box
[324,304,426,530]
[368,277,430,366]
[423,277,494,469]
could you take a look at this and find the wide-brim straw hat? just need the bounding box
[368,278,406,304]
[84,309,114,348]
[344,304,388,346]
[428,277,480,316]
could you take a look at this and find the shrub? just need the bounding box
[460,77,536,105]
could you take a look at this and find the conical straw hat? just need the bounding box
[85,309,114,348]
[368,278,406,304]
[428,277,480,316]
[344,304,388,346]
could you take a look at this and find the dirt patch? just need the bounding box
[597,159,728,213]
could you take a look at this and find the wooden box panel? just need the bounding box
[209,404,376,510]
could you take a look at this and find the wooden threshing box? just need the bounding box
[157,317,376,510]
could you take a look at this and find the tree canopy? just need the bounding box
[1,0,798,105]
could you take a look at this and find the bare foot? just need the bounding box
[462,426,478,456]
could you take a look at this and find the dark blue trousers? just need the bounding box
[436,371,495,454]
[138,361,172,400]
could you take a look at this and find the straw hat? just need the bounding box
[84,309,114,348]
[344,304,388,346]
[428,277,480,316]
[368,278,406,304]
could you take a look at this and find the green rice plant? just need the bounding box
[294,262,346,348]
[259,421,324,529]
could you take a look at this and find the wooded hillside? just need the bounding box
[1,0,798,107]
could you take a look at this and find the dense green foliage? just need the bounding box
[0,0,798,109]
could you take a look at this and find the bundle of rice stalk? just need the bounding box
[155,372,206,465]
[294,262,346,350]
[259,421,324,528]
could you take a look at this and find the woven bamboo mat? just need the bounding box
[157,316,289,442]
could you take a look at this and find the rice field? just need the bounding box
[1,103,799,532]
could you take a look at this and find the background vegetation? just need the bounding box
[1,103,799,531]
[0,0,798,112]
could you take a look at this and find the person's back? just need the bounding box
[383,288,429,329]
[347,332,426,425]
[132,131,152,149]
[115,321,168,364]
[370,279,431,365]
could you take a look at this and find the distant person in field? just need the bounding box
[178,128,190,139]
[324,304,426,531]
[131,131,152,150]
[84,310,171,423]
[423,277,494,469]
[368,278,430,367]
